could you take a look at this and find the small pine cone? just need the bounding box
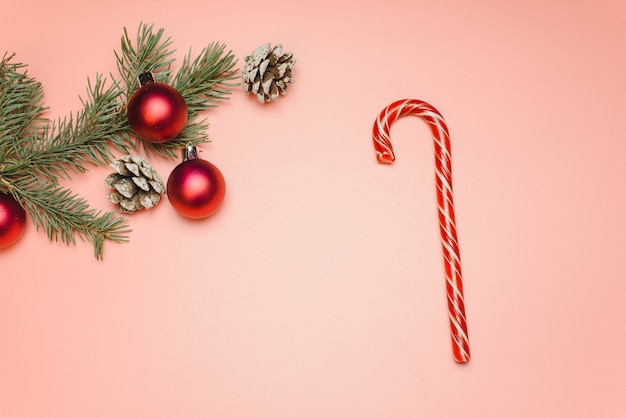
[242,43,296,103]
[104,155,165,213]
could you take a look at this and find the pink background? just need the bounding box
[2,1,625,417]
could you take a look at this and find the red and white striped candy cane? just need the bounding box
[373,99,470,363]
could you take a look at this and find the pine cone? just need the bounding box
[104,155,165,213]
[242,43,296,103]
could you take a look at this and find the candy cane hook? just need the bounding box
[373,99,470,363]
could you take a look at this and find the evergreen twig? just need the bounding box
[115,23,176,98]
[0,54,131,259]
[0,23,239,258]
[113,23,240,159]
[13,75,132,182]
[11,174,131,260]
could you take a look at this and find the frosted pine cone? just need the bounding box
[242,43,296,103]
[104,155,165,213]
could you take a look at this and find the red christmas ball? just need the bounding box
[127,73,188,144]
[167,145,226,219]
[0,192,27,249]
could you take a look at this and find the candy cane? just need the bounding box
[373,99,470,363]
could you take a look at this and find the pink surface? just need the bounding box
[2,1,625,417]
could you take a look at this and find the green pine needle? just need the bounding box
[115,23,176,98]
[174,42,240,117]
[14,75,133,183]
[12,175,131,260]
[0,53,48,154]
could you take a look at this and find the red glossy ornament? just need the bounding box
[0,192,27,249]
[127,72,188,144]
[167,145,226,219]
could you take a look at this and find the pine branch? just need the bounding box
[0,53,47,147]
[112,23,240,159]
[115,23,176,99]
[4,173,130,259]
[1,24,240,258]
[7,75,133,183]
[173,42,240,117]
[134,119,210,160]
[1,54,130,259]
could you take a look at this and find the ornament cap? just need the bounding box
[183,144,199,161]
[138,72,156,85]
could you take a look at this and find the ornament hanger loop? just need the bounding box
[183,143,199,161]
[138,72,156,85]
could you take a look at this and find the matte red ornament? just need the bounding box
[127,72,188,144]
[0,192,27,249]
[167,145,226,219]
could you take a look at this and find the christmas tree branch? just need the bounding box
[112,22,239,159]
[174,42,240,117]
[1,54,130,259]
[0,53,47,146]
[11,75,133,182]
[115,23,176,99]
[9,174,130,260]
[1,24,239,258]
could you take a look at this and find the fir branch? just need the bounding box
[111,23,239,160]
[6,75,133,183]
[7,174,131,260]
[115,23,176,99]
[173,42,240,117]
[135,119,210,159]
[1,24,240,257]
[0,53,47,146]
[31,76,133,181]
[1,54,131,259]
